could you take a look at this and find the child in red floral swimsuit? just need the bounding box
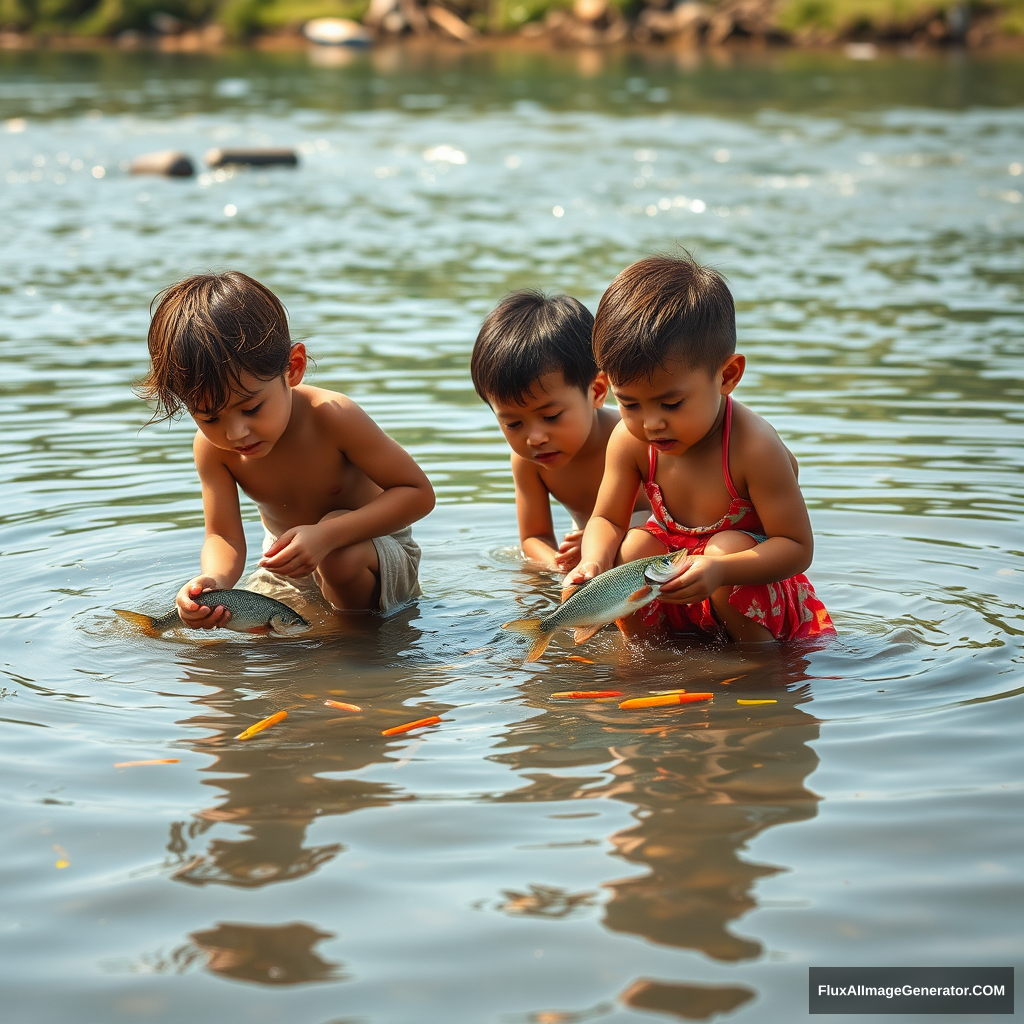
[563,253,835,643]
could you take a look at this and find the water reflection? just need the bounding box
[162,618,435,889]
[493,650,820,964]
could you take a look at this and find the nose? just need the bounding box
[643,411,666,434]
[527,426,549,448]
[224,415,249,441]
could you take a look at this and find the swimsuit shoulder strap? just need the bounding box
[722,395,740,499]
[647,443,657,484]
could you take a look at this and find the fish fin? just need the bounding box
[626,585,652,603]
[573,624,602,645]
[114,609,161,638]
[247,625,271,635]
[502,618,554,663]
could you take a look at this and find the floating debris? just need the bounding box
[720,675,746,684]
[324,700,361,712]
[54,844,69,869]
[129,151,195,177]
[114,758,181,767]
[564,655,596,664]
[205,147,298,169]
[619,692,713,709]
[382,715,441,736]
[736,699,777,705]
[236,710,288,740]
[550,690,623,699]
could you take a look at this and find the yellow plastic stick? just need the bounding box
[736,699,777,705]
[236,710,288,740]
[619,692,713,709]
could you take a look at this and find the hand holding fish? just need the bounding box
[553,529,584,573]
[259,524,332,578]
[176,576,231,629]
[561,559,602,602]
[655,554,720,605]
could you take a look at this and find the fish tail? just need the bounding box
[502,618,554,663]
[114,608,162,637]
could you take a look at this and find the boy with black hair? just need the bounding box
[471,289,648,572]
[564,254,834,642]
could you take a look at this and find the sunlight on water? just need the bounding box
[1,47,1022,1023]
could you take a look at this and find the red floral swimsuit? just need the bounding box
[636,396,836,641]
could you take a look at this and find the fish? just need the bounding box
[115,589,309,637]
[502,550,689,662]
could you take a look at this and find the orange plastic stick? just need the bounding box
[113,758,180,767]
[382,715,442,736]
[619,692,713,709]
[550,690,623,699]
[236,710,288,740]
[565,655,596,664]
[720,676,746,685]
[324,700,362,712]
[736,699,777,705]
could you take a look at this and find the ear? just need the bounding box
[590,371,610,408]
[719,353,745,395]
[285,343,307,387]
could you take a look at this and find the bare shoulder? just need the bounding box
[608,417,647,471]
[193,428,229,470]
[301,384,365,423]
[729,401,797,484]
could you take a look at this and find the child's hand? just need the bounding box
[553,529,584,573]
[561,560,602,602]
[259,525,331,578]
[657,555,724,605]
[176,575,231,629]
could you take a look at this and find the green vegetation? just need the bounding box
[0,0,1016,43]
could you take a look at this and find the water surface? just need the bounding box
[1,46,1023,1024]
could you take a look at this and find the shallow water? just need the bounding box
[1,46,1023,1023]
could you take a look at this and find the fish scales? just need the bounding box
[503,550,688,661]
[115,589,309,637]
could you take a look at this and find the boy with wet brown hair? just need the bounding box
[564,253,834,642]
[471,289,647,572]
[140,270,434,627]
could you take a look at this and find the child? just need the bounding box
[563,254,835,643]
[471,290,649,572]
[139,271,434,628]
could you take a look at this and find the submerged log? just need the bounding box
[205,147,299,168]
[129,150,195,177]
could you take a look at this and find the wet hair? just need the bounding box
[471,290,597,406]
[593,252,736,383]
[137,271,292,421]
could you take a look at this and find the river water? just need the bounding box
[1,45,1022,1023]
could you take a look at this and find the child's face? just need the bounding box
[189,345,305,458]
[611,355,744,455]
[489,371,607,470]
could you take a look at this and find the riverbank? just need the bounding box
[0,0,1021,54]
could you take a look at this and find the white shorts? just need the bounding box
[244,525,421,619]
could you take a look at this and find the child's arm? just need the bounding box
[175,436,247,628]
[259,399,434,578]
[511,455,561,569]
[562,422,642,593]
[659,430,812,605]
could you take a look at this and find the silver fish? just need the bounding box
[115,589,309,637]
[503,550,688,661]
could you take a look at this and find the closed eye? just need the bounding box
[502,421,522,431]
[242,402,264,417]
[661,400,683,410]
[543,412,562,423]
